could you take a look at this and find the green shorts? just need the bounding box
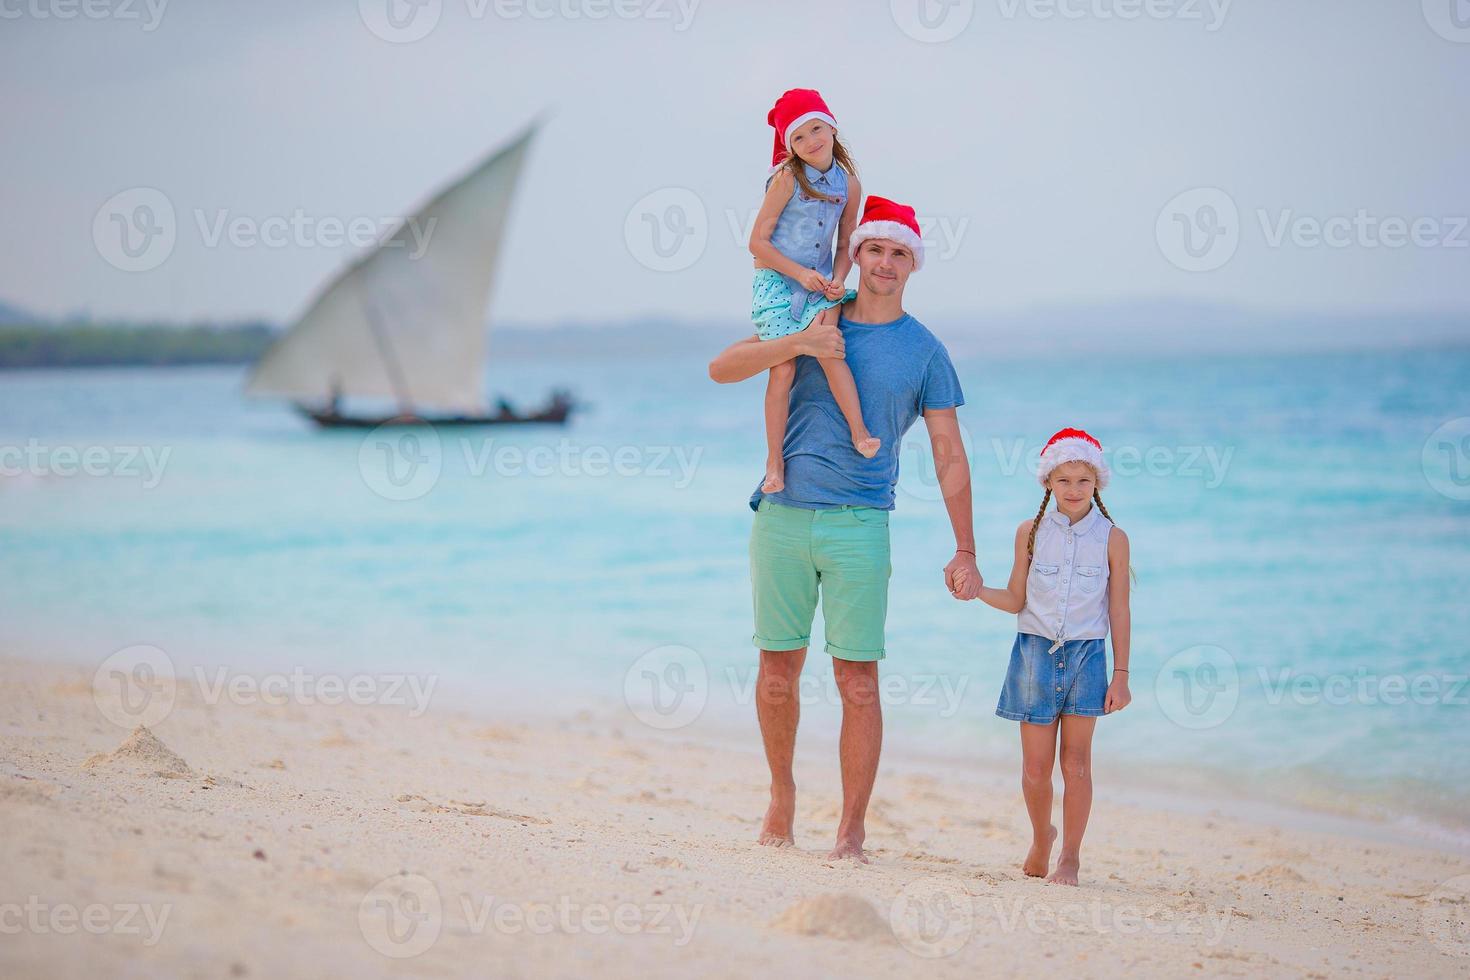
[749,498,892,661]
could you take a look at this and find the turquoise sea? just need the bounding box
[2,344,1468,845]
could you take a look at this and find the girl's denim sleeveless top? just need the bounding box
[766,162,848,281]
[1017,504,1114,649]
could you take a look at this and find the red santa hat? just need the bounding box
[1038,428,1110,490]
[847,196,925,270]
[767,88,838,170]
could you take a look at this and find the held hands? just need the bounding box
[1104,674,1132,713]
[822,279,847,301]
[944,553,982,601]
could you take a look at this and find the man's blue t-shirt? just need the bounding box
[749,311,965,512]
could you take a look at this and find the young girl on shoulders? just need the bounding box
[749,88,877,493]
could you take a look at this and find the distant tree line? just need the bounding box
[0,322,277,368]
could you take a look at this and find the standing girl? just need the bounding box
[749,88,877,493]
[974,428,1132,886]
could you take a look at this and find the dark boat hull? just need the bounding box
[299,403,572,429]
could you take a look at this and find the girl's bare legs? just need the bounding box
[762,358,796,493]
[1019,720,1058,877]
[812,307,879,458]
[1049,714,1097,886]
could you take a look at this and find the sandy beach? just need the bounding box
[1,653,1466,979]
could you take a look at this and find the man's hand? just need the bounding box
[822,280,846,300]
[792,319,844,359]
[944,552,981,600]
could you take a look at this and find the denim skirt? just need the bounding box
[995,632,1108,724]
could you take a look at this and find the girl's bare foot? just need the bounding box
[1047,851,1080,886]
[762,463,785,493]
[1023,825,1056,877]
[854,434,881,459]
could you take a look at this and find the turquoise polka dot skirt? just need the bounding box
[751,268,857,341]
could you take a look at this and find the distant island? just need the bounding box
[0,321,276,368]
[0,300,1466,368]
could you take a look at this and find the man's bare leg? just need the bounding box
[1019,720,1059,877]
[1049,715,1096,886]
[829,658,882,862]
[756,647,805,846]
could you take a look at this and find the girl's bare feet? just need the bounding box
[854,434,881,459]
[762,462,785,493]
[1023,825,1056,877]
[1047,851,1080,886]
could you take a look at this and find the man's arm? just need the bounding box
[924,407,981,600]
[707,319,844,384]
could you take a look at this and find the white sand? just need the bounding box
[2,655,1467,978]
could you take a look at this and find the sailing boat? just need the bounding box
[245,120,572,428]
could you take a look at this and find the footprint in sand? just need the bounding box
[471,725,524,743]
[1237,864,1308,886]
[394,793,550,824]
[0,776,57,808]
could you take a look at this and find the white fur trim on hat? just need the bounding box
[1038,437,1110,490]
[847,220,925,270]
[783,111,837,149]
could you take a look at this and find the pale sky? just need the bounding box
[2,0,1468,326]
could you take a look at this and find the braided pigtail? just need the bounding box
[1093,488,1137,585]
[1026,488,1052,558]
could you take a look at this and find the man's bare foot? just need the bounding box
[1047,851,1080,886]
[1023,825,1057,877]
[853,435,881,459]
[757,786,795,847]
[823,840,864,863]
[762,465,785,494]
[827,824,868,863]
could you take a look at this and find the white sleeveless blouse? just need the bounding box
[1016,504,1113,649]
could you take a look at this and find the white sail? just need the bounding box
[246,122,537,413]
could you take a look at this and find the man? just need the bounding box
[708,196,982,862]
